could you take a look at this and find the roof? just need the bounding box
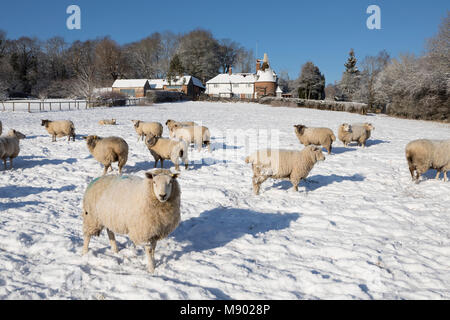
[112,79,149,88]
[276,86,283,93]
[256,68,277,83]
[206,73,257,84]
[148,76,205,89]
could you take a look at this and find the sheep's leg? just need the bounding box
[160,159,164,169]
[103,165,110,176]
[3,159,7,170]
[53,135,56,142]
[205,141,211,153]
[144,239,158,273]
[290,177,300,192]
[325,144,332,155]
[82,234,91,255]
[106,229,118,254]
[444,171,448,182]
[435,171,441,180]
[252,174,269,195]
[9,158,13,170]
[184,158,189,170]
[154,158,159,168]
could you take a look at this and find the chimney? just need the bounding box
[229,66,232,75]
[256,59,261,72]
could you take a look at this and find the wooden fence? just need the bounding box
[0,98,145,113]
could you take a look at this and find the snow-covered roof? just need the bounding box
[112,79,149,88]
[148,76,205,89]
[206,73,257,84]
[256,68,277,83]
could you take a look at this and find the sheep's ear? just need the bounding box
[82,136,88,140]
[145,172,154,180]
[171,173,180,180]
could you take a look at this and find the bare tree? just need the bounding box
[95,37,128,84]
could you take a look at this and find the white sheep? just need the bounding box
[245,146,325,195]
[41,120,76,142]
[173,124,211,152]
[82,169,181,273]
[131,120,163,141]
[166,120,197,138]
[98,119,117,126]
[0,129,26,170]
[145,134,189,171]
[83,135,129,176]
[338,123,375,147]
[406,139,450,182]
[294,125,336,154]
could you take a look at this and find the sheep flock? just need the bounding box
[1,103,449,275]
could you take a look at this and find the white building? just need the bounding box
[206,53,282,99]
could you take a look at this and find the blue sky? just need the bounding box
[0,0,448,84]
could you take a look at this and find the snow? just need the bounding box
[112,79,149,88]
[0,101,449,300]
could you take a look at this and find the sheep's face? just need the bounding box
[146,171,179,203]
[8,129,26,140]
[307,146,325,162]
[341,124,352,133]
[145,135,158,148]
[131,120,140,128]
[365,123,375,131]
[83,135,99,149]
[41,120,50,127]
[294,125,306,135]
[166,120,175,127]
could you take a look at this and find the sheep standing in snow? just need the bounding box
[82,169,181,273]
[173,124,211,152]
[245,146,325,195]
[166,120,197,138]
[294,125,336,154]
[338,123,375,147]
[98,119,117,126]
[145,134,189,171]
[131,120,163,141]
[405,139,450,182]
[0,129,26,170]
[83,135,129,176]
[41,120,76,142]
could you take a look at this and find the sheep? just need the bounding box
[98,119,117,126]
[245,146,325,195]
[166,120,197,138]
[145,134,189,171]
[294,125,336,154]
[83,135,129,176]
[41,120,76,142]
[82,169,181,273]
[338,123,375,147]
[0,129,26,170]
[405,139,450,183]
[131,120,163,141]
[172,124,211,152]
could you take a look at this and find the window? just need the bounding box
[214,84,219,88]
[120,89,136,96]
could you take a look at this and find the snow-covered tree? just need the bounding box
[338,49,361,101]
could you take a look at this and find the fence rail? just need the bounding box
[0,98,146,113]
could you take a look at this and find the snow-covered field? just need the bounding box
[0,101,449,300]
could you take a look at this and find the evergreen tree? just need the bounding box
[167,54,184,83]
[296,61,325,100]
[338,48,361,101]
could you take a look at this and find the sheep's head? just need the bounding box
[145,170,179,203]
[294,125,306,135]
[306,146,325,162]
[41,120,50,127]
[340,123,352,133]
[166,119,175,127]
[83,135,100,149]
[131,120,141,128]
[364,123,375,131]
[8,129,26,140]
[145,134,159,148]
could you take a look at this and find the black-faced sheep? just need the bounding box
[406,139,450,183]
[82,169,181,273]
[83,135,129,176]
[145,134,189,171]
[245,146,325,195]
[294,125,336,154]
[0,129,26,170]
[41,120,76,142]
[338,123,375,147]
[131,120,163,141]
[172,124,211,152]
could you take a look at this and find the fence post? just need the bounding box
[28,102,31,113]
[59,102,62,111]
[12,102,15,112]
[49,102,52,111]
